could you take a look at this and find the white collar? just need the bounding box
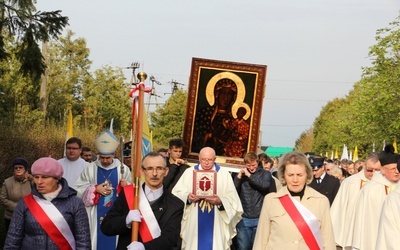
[144,185,164,202]
[198,164,215,171]
[42,184,62,201]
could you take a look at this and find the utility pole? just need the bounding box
[170,80,185,94]
[125,62,140,85]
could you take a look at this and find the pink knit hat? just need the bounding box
[31,157,64,180]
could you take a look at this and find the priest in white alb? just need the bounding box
[330,152,381,248]
[172,147,243,250]
[350,145,399,250]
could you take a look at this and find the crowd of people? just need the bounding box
[1,130,399,249]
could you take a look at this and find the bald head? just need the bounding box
[199,147,216,170]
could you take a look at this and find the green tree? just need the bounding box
[309,15,400,159]
[0,0,68,80]
[295,127,314,153]
[150,90,187,145]
[0,35,40,126]
[84,66,131,134]
[45,30,92,125]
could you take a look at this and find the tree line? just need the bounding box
[0,1,186,178]
[2,1,400,165]
[295,15,400,159]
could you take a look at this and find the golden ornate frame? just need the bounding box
[183,57,267,167]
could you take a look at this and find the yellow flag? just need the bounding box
[334,149,339,159]
[393,138,398,153]
[64,106,73,157]
[67,108,73,139]
[353,146,358,161]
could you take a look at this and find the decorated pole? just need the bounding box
[130,71,147,241]
[120,136,125,176]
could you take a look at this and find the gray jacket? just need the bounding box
[0,176,32,220]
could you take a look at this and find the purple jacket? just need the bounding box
[4,178,91,249]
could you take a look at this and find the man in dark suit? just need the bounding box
[101,152,184,250]
[308,157,340,205]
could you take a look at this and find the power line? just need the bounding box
[265,97,328,102]
[260,124,311,127]
[267,79,355,84]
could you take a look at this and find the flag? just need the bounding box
[67,108,73,139]
[373,143,375,152]
[353,146,358,161]
[334,149,339,159]
[393,138,398,153]
[349,151,353,161]
[141,107,153,157]
[341,144,348,160]
[382,140,386,151]
[130,81,153,159]
[109,118,114,134]
[330,151,334,160]
[64,107,73,157]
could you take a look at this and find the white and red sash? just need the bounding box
[24,194,76,250]
[279,194,323,250]
[124,184,161,242]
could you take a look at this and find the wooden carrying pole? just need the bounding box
[131,73,146,241]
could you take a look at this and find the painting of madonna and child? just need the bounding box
[183,58,267,163]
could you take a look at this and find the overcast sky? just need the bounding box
[37,0,400,147]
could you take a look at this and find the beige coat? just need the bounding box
[0,176,32,220]
[272,176,282,191]
[253,186,335,250]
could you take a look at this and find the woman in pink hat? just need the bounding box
[4,157,91,249]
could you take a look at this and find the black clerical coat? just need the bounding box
[101,185,184,250]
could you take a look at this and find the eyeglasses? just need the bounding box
[14,166,24,170]
[66,147,80,150]
[200,158,214,162]
[142,166,166,173]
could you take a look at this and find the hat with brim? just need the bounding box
[94,130,119,155]
[309,158,324,171]
[123,149,131,158]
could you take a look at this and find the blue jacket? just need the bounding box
[234,166,274,218]
[4,178,91,249]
